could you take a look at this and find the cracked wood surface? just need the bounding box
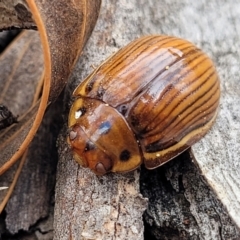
[54,1,149,239]
[55,0,240,239]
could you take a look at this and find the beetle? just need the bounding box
[67,35,220,175]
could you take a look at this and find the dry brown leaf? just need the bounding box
[0,0,101,173]
[0,0,101,213]
[0,30,43,211]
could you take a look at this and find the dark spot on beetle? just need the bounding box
[84,141,96,151]
[86,74,101,93]
[86,82,94,93]
[119,150,131,161]
[98,121,111,135]
[117,104,128,115]
[130,115,140,127]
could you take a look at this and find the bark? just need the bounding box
[55,0,240,239]
[54,1,149,239]
[141,152,240,239]
[0,0,101,238]
[0,0,239,239]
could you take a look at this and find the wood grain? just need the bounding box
[140,0,240,235]
[56,0,240,239]
[0,0,101,236]
[54,1,149,239]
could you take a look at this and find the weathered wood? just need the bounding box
[54,1,149,239]
[0,0,238,239]
[141,152,240,239]
[4,98,62,234]
[140,0,240,237]
[1,0,101,238]
[192,41,240,228]
[55,0,240,239]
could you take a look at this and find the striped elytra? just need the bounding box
[68,35,220,175]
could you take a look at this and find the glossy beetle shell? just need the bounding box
[68,35,220,175]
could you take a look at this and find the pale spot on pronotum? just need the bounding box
[75,110,82,119]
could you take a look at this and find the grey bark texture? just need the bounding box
[0,30,56,239]
[55,0,240,240]
[0,0,239,239]
[1,97,61,238]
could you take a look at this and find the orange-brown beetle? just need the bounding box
[68,35,220,175]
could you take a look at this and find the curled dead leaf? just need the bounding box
[0,0,101,213]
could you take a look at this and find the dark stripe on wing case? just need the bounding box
[145,96,219,152]
[144,79,218,142]
[139,54,212,133]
